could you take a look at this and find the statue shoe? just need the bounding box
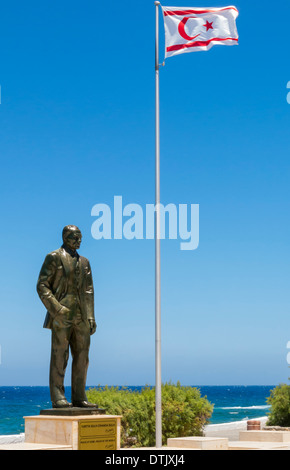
[52,399,72,408]
[72,400,97,408]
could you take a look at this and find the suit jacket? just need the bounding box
[37,246,95,329]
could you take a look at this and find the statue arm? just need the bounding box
[86,261,96,334]
[37,253,63,317]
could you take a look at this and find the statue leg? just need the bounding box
[50,324,71,405]
[70,318,91,403]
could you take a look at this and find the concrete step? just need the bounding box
[167,437,228,450]
[0,442,72,451]
[239,431,290,443]
[229,440,290,451]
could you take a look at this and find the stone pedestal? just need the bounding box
[24,414,122,450]
[167,436,229,450]
[239,430,290,443]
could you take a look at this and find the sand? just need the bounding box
[0,433,25,445]
[204,416,268,441]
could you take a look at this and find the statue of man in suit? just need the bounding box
[37,225,97,409]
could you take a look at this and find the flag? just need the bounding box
[161,5,239,58]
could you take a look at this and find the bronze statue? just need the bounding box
[37,225,97,409]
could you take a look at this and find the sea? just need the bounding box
[0,385,274,436]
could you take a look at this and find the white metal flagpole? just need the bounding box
[154,0,162,449]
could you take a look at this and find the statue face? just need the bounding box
[64,229,82,251]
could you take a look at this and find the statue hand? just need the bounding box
[52,306,70,328]
[89,319,97,335]
[57,306,70,316]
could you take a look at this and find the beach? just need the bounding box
[204,416,268,441]
[0,433,25,445]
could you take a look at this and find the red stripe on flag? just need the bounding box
[164,7,238,17]
[166,37,238,52]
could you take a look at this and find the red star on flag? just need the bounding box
[204,20,213,31]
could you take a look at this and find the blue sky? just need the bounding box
[0,0,290,386]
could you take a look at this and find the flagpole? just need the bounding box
[154,0,162,449]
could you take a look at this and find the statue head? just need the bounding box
[62,225,82,251]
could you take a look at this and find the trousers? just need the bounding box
[49,308,91,404]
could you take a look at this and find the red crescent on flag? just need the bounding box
[178,17,200,41]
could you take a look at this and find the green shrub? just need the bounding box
[87,382,213,447]
[266,384,290,427]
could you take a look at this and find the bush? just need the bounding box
[87,382,213,447]
[266,384,290,427]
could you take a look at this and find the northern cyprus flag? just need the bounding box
[161,6,239,58]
